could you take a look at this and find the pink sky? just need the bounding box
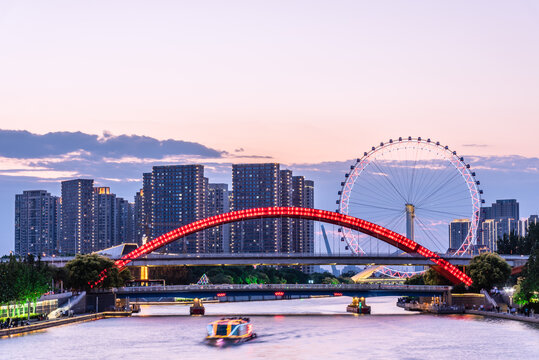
[1,1,538,163]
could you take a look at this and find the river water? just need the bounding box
[2,297,538,359]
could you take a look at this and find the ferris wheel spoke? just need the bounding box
[419,196,473,210]
[419,186,471,206]
[415,217,447,252]
[348,190,403,211]
[347,201,403,212]
[351,172,404,203]
[362,161,406,204]
[406,145,422,204]
[348,178,405,208]
[418,187,471,209]
[415,170,462,208]
[377,158,410,202]
[416,207,470,219]
[411,162,448,205]
[412,161,454,204]
[370,161,408,203]
[416,168,461,204]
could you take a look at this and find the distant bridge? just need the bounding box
[39,252,529,268]
[115,283,452,300]
[120,253,529,267]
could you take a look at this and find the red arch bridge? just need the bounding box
[91,207,473,288]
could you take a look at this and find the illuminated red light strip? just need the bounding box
[91,207,472,288]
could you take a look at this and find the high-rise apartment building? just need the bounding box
[231,163,281,253]
[231,164,314,255]
[291,176,315,273]
[491,199,519,220]
[93,187,115,250]
[303,179,315,254]
[280,170,293,253]
[134,190,144,245]
[496,218,518,241]
[15,190,59,256]
[479,199,521,250]
[206,183,231,252]
[449,219,471,251]
[115,197,134,246]
[480,219,497,251]
[150,165,206,253]
[291,176,315,253]
[136,173,154,245]
[60,179,94,254]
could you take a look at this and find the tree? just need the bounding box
[513,249,539,310]
[497,224,539,255]
[468,253,511,291]
[310,271,337,284]
[210,273,234,284]
[322,277,339,284]
[65,254,131,291]
[404,273,425,285]
[424,268,453,286]
[0,255,53,317]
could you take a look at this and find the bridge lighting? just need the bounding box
[333,293,343,296]
[274,292,284,296]
[95,207,472,289]
[216,293,226,297]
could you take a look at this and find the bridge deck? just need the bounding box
[114,283,452,299]
[33,253,528,267]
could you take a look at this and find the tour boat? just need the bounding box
[206,317,256,343]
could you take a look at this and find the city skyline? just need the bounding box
[3,137,539,256]
[9,157,538,257]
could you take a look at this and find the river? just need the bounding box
[2,297,538,359]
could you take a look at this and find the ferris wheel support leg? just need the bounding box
[405,204,415,241]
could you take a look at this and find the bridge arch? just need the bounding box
[96,207,472,287]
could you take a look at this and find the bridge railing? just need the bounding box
[116,283,452,293]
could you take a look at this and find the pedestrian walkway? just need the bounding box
[466,309,539,324]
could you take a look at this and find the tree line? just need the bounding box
[497,222,539,255]
[0,255,52,307]
[148,265,357,286]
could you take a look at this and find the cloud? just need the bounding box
[0,170,79,179]
[462,144,489,148]
[0,130,224,159]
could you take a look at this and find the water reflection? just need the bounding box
[2,297,538,360]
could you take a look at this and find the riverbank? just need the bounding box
[0,311,131,338]
[465,309,539,324]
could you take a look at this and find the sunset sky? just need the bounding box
[1,1,538,254]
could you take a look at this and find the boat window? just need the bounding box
[207,325,214,336]
[216,325,228,336]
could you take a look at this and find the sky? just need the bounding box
[0,1,538,255]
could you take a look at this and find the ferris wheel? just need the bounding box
[337,137,483,277]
